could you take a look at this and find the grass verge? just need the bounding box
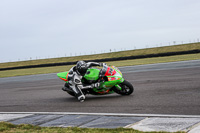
[0,122,185,133]
[0,43,200,69]
[0,53,200,78]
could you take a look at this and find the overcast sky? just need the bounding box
[0,0,200,63]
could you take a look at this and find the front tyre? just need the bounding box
[114,80,134,95]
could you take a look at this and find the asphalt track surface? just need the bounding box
[0,60,200,115]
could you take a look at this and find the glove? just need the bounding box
[91,82,100,88]
[100,63,107,67]
[103,63,107,66]
[99,63,103,67]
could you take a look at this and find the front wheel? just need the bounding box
[113,80,134,95]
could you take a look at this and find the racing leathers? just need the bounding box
[64,62,103,102]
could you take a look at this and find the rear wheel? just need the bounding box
[66,91,75,97]
[113,80,134,95]
[64,82,75,97]
[64,83,87,97]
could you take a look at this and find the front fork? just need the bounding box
[115,84,122,90]
[114,78,124,91]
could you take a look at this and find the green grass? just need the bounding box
[0,43,200,69]
[0,53,200,78]
[0,122,185,133]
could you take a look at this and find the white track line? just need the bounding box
[0,112,200,118]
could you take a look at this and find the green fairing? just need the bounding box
[84,68,100,81]
[57,72,69,82]
[103,76,122,87]
[92,76,124,93]
[83,67,124,93]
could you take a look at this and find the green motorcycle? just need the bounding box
[57,65,134,98]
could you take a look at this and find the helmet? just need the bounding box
[76,61,87,76]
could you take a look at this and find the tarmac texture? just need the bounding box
[0,60,200,132]
[0,60,200,115]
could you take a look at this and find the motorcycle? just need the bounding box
[57,64,134,99]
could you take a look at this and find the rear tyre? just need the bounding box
[64,83,76,97]
[113,80,134,95]
[64,83,87,97]
[66,91,75,97]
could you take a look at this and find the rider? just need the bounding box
[62,61,105,102]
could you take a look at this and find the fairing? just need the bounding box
[57,72,69,82]
[84,68,100,81]
[93,66,124,94]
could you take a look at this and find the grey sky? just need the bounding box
[0,0,200,63]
